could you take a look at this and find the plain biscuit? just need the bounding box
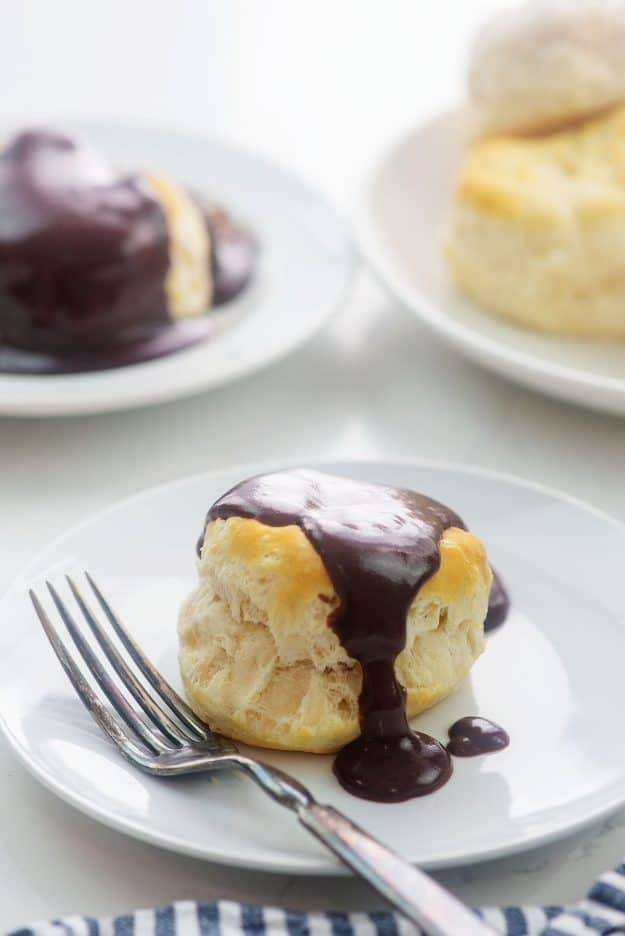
[446,105,625,337]
[469,0,625,136]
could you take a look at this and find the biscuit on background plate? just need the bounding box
[447,104,625,338]
[469,0,625,137]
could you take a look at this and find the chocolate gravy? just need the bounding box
[485,569,509,632]
[0,129,170,356]
[0,317,216,374]
[0,130,258,374]
[447,717,509,756]
[200,202,258,306]
[202,470,468,802]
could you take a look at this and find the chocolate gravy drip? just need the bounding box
[0,129,170,355]
[202,469,465,803]
[197,200,258,306]
[447,717,509,757]
[485,569,509,632]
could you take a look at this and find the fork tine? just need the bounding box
[46,582,165,754]
[30,589,150,766]
[85,571,209,740]
[66,576,188,747]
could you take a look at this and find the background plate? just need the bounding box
[2,458,625,873]
[0,120,354,416]
[360,107,625,415]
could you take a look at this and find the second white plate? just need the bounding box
[2,458,625,872]
[360,107,625,415]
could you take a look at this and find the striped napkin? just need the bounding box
[8,860,625,936]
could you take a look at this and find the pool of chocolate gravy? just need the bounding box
[0,129,257,374]
[485,569,509,632]
[0,317,220,374]
[201,469,509,803]
[447,717,510,757]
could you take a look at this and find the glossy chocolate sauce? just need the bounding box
[447,717,509,757]
[0,130,257,373]
[200,201,258,306]
[485,569,509,632]
[0,316,217,374]
[201,469,465,803]
[0,129,170,356]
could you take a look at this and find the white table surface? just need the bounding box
[2,0,625,930]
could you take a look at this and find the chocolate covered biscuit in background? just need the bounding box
[0,129,256,364]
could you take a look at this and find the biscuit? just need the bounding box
[146,173,212,319]
[469,0,625,136]
[178,516,490,753]
[446,105,625,337]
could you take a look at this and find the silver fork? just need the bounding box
[30,573,495,936]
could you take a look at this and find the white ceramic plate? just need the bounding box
[2,457,625,873]
[0,121,354,417]
[359,107,625,415]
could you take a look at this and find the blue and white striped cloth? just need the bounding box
[9,860,625,936]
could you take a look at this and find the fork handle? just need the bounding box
[297,803,494,936]
[233,756,493,936]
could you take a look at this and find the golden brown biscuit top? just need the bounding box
[456,104,625,223]
[203,516,490,630]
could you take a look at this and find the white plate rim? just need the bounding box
[0,118,358,418]
[356,105,625,407]
[3,454,625,874]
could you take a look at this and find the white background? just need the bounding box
[2,0,625,930]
